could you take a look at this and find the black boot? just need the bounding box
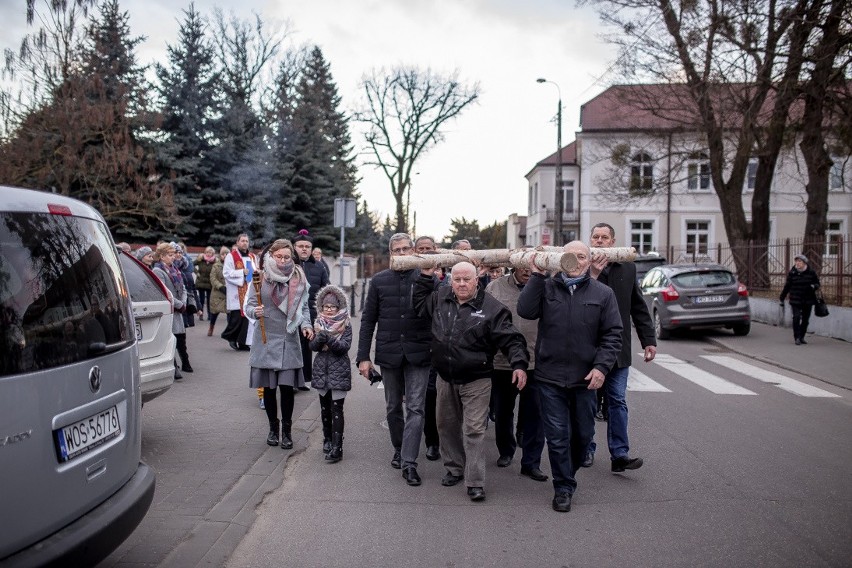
[326,433,343,463]
[320,394,333,455]
[280,421,293,449]
[266,419,280,446]
[176,333,193,372]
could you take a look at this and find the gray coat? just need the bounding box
[486,273,538,370]
[308,285,353,391]
[153,266,186,335]
[244,277,311,371]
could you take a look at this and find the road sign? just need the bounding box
[334,198,356,228]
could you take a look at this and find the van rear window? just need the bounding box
[0,212,133,376]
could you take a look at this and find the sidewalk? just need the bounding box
[703,320,852,392]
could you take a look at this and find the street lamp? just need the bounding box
[537,77,563,246]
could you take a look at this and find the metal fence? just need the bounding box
[667,235,851,306]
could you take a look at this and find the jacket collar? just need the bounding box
[445,285,485,309]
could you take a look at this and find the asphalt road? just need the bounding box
[102,309,852,567]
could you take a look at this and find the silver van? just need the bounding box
[0,186,155,566]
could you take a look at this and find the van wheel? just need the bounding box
[654,310,670,340]
[733,323,750,336]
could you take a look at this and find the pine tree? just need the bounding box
[155,3,227,243]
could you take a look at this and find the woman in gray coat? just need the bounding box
[152,242,192,377]
[245,239,314,449]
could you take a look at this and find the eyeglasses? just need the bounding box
[321,304,338,310]
[391,246,412,254]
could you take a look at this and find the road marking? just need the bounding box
[628,367,671,392]
[652,354,757,395]
[701,356,841,398]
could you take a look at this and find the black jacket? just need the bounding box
[310,326,353,391]
[597,262,656,369]
[780,267,820,306]
[357,269,433,368]
[413,275,528,384]
[300,257,330,322]
[517,273,622,389]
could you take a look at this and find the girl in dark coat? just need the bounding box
[780,254,821,345]
[309,285,352,463]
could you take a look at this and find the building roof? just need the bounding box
[536,140,577,166]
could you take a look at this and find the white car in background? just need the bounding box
[119,251,176,403]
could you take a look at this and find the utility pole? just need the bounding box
[537,78,563,246]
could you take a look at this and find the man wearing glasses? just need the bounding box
[357,233,434,487]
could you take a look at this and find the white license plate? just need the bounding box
[694,295,726,304]
[135,321,142,340]
[55,406,121,462]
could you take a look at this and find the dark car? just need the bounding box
[639,263,751,339]
[634,253,667,285]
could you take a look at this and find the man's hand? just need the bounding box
[512,369,527,390]
[358,360,374,379]
[589,253,609,280]
[528,252,545,275]
[643,345,657,362]
[584,368,605,390]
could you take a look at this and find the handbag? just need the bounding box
[814,290,829,318]
[185,292,198,315]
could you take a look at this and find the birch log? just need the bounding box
[536,246,637,262]
[390,249,515,271]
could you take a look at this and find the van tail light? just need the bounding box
[737,282,749,297]
[661,285,680,302]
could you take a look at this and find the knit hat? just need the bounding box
[794,254,808,264]
[134,246,153,260]
[169,241,182,253]
[320,292,340,308]
[292,229,313,245]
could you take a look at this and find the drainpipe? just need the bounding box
[666,131,672,254]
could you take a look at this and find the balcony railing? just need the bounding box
[539,207,579,223]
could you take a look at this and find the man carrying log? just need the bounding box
[357,233,433,487]
[582,223,656,472]
[517,241,622,513]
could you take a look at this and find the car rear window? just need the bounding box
[120,254,167,303]
[671,270,735,288]
[0,212,134,377]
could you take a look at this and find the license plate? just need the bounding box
[135,321,142,340]
[694,295,726,304]
[55,406,121,462]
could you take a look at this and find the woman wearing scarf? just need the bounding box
[309,284,353,463]
[152,242,192,377]
[245,239,314,449]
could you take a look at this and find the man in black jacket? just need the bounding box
[584,223,656,472]
[517,241,622,513]
[414,262,529,503]
[357,234,433,487]
[293,230,330,391]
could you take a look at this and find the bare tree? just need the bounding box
[356,66,480,233]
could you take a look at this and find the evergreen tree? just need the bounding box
[155,3,227,243]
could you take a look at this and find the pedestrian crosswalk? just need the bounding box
[628,354,841,398]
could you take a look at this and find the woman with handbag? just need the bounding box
[780,254,821,345]
[153,242,193,374]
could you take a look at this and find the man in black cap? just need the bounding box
[293,229,330,389]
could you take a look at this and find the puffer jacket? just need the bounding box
[208,259,227,314]
[194,255,215,290]
[413,275,529,384]
[309,285,353,391]
[357,269,433,368]
[780,266,820,306]
[517,273,622,389]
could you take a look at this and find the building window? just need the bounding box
[744,159,757,192]
[687,152,710,191]
[630,221,654,254]
[685,221,710,255]
[830,157,846,191]
[629,152,654,195]
[826,220,843,256]
[561,180,574,214]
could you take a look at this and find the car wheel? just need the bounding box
[654,310,671,340]
[733,322,750,336]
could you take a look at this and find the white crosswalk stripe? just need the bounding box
[701,356,841,398]
[627,367,671,392]
[651,353,757,395]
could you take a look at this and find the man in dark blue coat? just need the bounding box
[517,241,622,513]
[293,230,330,391]
[357,233,433,487]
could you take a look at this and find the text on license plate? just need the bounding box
[55,406,121,462]
[136,321,142,340]
[694,295,726,304]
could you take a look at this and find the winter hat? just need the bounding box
[134,246,153,260]
[292,229,313,245]
[169,241,182,253]
[794,254,808,264]
[320,292,340,308]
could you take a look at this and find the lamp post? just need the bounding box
[537,78,563,246]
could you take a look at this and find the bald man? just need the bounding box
[517,241,622,513]
[413,262,529,503]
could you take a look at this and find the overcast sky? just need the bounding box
[1,0,618,241]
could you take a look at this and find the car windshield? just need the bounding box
[671,270,735,288]
[0,212,133,377]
